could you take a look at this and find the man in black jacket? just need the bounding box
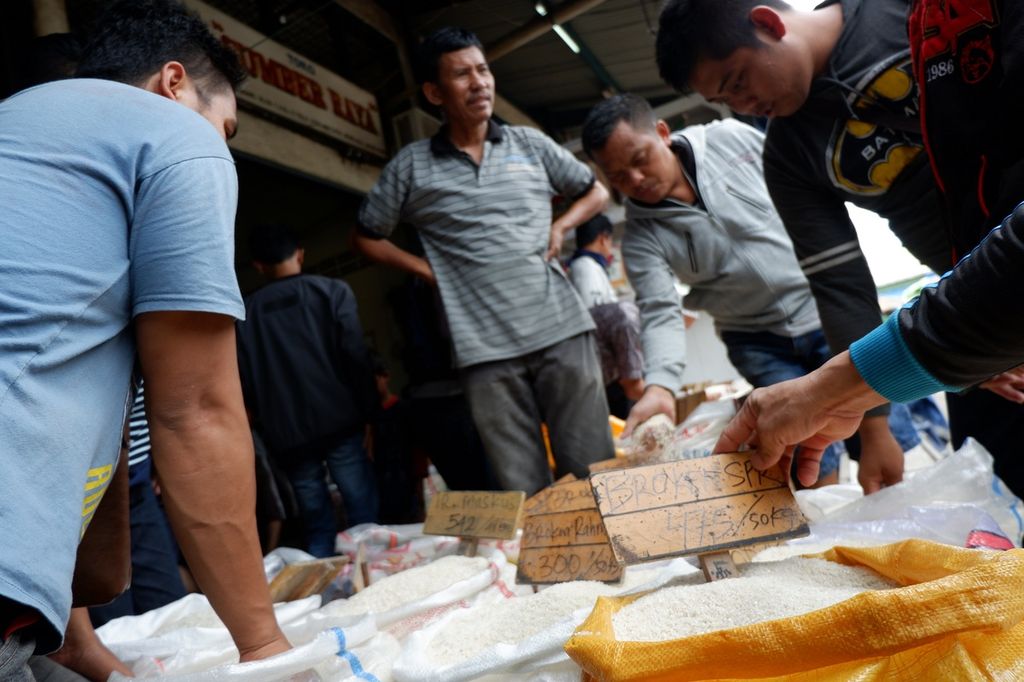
[655,0,1024,495]
[237,225,379,556]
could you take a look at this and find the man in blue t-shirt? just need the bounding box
[0,0,290,675]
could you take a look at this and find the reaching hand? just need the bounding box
[713,353,885,487]
[980,367,1024,403]
[623,385,677,438]
[854,415,905,494]
[715,382,864,486]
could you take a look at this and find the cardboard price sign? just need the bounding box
[423,491,525,540]
[590,453,809,564]
[517,479,623,584]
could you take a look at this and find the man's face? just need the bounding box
[591,120,680,204]
[594,232,614,259]
[175,79,239,140]
[689,41,813,119]
[195,87,239,140]
[426,46,494,126]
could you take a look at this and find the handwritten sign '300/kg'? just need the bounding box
[517,479,622,584]
[423,491,525,540]
[590,453,809,564]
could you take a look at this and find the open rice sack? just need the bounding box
[564,539,1024,681]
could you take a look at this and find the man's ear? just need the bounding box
[296,248,305,268]
[749,5,787,41]
[422,81,444,107]
[252,261,267,275]
[145,61,189,101]
[655,119,673,146]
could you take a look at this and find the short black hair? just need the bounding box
[581,94,657,158]
[656,0,789,92]
[15,33,81,91]
[576,214,613,250]
[77,0,245,96]
[249,224,300,265]
[414,27,484,85]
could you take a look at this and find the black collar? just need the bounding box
[430,119,504,156]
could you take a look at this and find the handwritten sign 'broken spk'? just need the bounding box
[423,491,525,541]
[590,453,809,564]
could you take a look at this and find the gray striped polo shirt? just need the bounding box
[359,121,596,367]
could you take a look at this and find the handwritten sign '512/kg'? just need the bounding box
[590,453,808,564]
[423,491,525,540]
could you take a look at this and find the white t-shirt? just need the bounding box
[569,255,617,308]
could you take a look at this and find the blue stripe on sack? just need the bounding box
[329,627,379,682]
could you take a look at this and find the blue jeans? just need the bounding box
[283,432,379,557]
[722,329,920,478]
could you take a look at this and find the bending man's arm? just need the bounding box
[619,227,685,435]
[137,311,290,662]
[764,145,904,490]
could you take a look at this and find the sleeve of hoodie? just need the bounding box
[762,129,890,415]
[851,203,1024,402]
[622,224,687,392]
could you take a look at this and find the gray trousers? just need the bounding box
[0,632,86,682]
[461,332,614,495]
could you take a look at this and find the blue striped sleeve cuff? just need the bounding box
[849,313,962,403]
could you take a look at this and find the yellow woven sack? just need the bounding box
[565,539,1024,681]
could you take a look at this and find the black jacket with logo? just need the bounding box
[910,0,1024,259]
[763,0,952,364]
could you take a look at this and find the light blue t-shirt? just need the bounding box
[0,79,244,646]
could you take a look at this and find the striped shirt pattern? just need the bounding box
[127,384,150,468]
[359,122,596,367]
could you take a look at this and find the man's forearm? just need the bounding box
[807,351,888,415]
[149,408,283,657]
[354,233,434,283]
[552,181,609,235]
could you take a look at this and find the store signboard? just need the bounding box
[591,452,809,564]
[185,0,385,157]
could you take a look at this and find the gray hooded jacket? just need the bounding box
[622,119,820,390]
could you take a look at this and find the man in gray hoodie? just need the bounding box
[581,94,918,491]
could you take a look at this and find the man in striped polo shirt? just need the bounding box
[356,27,614,494]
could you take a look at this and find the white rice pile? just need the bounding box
[613,557,898,641]
[750,540,880,563]
[331,555,489,616]
[426,581,620,665]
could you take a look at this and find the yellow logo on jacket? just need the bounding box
[827,57,923,195]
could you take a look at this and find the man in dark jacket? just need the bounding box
[237,225,379,557]
[655,0,1024,495]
